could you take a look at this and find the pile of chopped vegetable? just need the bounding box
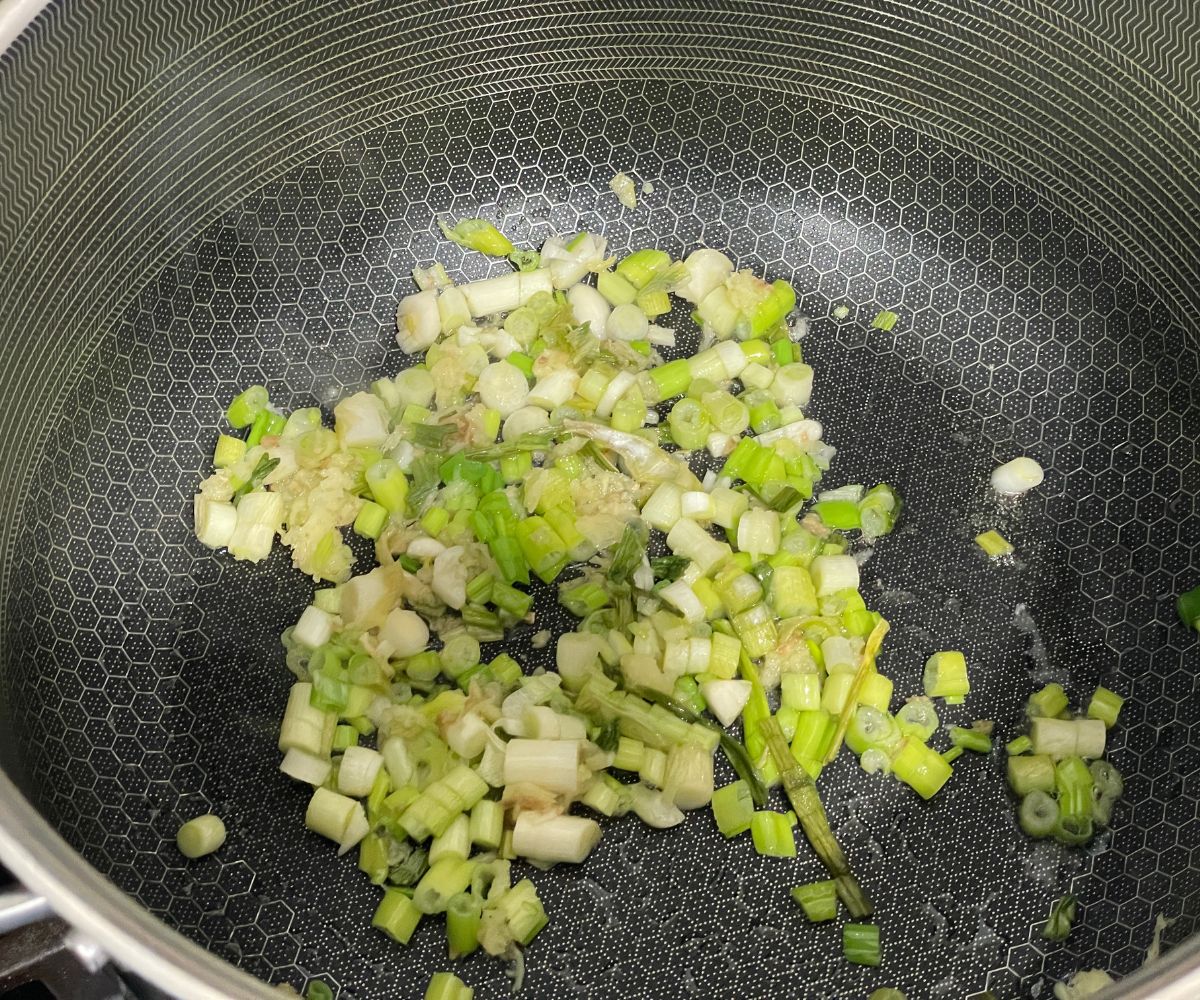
[1004,682,1125,845]
[190,216,1124,992]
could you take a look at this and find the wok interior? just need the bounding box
[1,3,1198,998]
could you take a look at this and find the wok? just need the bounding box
[0,1,1197,998]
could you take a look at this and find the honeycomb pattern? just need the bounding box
[2,79,1197,998]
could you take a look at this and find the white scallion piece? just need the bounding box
[810,554,860,596]
[701,679,752,727]
[337,745,385,798]
[176,814,226,859]
[279,747,332,787]
[193,496,237,550]
[991,456,1045,495]
[512,812,602,864]
[293,604,336,650]
[503,739,581,795]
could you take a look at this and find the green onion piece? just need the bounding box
[439,217,514,256]
[949,725,993,753]
[975,529,1013,557]
[489,653,522,689]
[246,408,286,447]
[1007,754,1056,796]
[868,991,907,1000]
[226,385,269,428]
[871,310,899,332]
[424,971,474,1000]
[305,981,334,1000]
[711,780,755,838]
[446,892,482,959]
[372,887,423,943]
[514,516,569,583]
[645,358,692,401]
[607,520,649,585]
[354,500,389,540]
[1054,814,1094,846]
[825,618,890,762]
[761,716,872,918]
[1175,583,1200,631]
[491,581,533,618]
[1086,686,1124,729]
[176,814,226,859]
[414,857,476,914]
[942,746,964,763]
[465,571,493,606]
[923,650,969,700]
[650,555,690,584]
[1043,893,1078,942]
[843,922,882,966]
[1027,682,1069,719]
[1089,759,1123,800]
[1006,735,1032,756]
[750,279,796,337]
[791,880,838,922]
[410,421,455,450]
[791,710,835,764]
[1019,790,1060,839]
[750,810,797,857]
[508,249,540,272]
[616,248,672,289]
[813,499,861,531]
[357,831,389,885]
[366,459,409,513]
[667,397,712,450]
[1055,756,1094,822]
[858,483,901,539]
[213,433,247,469]
[891,738,953,800]
[231,454,280,503]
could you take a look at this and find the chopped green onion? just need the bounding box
[1043,893,1077,941]
[508,249,540,272]
[226,385,269,428]
[439,217,514,256]
[761,717,872,918]
[424,972,474,1000]
[608,520,649,585]
[1019,790,1060,839]
[867,991,906,1000]
[353,500,388,539]
[176,814,226,859]
[941,745,964,763]
[213,433,246,468]
[372,887,423,944]
[231,454,280,503]
[446,892,482,959]
[891,738,953,800]
[1007,755,1056,797]
[750,810,797,857]
[871,310,899,332]
[949,725,992,753]
[1054,756,1094,824]
[1177,583,1200,631]
[410,421,455,450]
[814,499,861,530]
[711,780,754,838]
[843,922,882,966]
[923,650,969,700]
[1086,686,1124,729]
[304,981,334,1000]
[975,529,1013,557]
[1027,682,1069,719]
[1006,735,1032,756]
[791,880,838,922]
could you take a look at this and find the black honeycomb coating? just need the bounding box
[2,78,1197,999]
